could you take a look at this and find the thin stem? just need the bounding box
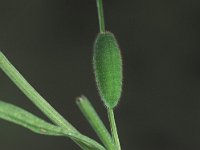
[108,108,121,150]
[96,0,105,33]
[76,96,116,150]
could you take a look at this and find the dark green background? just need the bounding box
[0,0,200,150]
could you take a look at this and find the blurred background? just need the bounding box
[0,0,200,150]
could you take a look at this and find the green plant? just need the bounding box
[0,0,123,150]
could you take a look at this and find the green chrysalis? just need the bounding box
[93,32,122,108]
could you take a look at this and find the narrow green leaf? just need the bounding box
[0,51,106,150]
[0,100,106,150]
[0,100,65,135]
[64,132,106,150]
[76,96,116,150]
[0,51,75,132]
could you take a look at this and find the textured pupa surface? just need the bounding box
[93,32,122,108]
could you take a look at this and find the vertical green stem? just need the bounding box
[96,0,105,33]
[108,108,121,150]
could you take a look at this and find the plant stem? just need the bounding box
[108,108,121,150]
[96,0,105,33]
[76,96,116,150]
